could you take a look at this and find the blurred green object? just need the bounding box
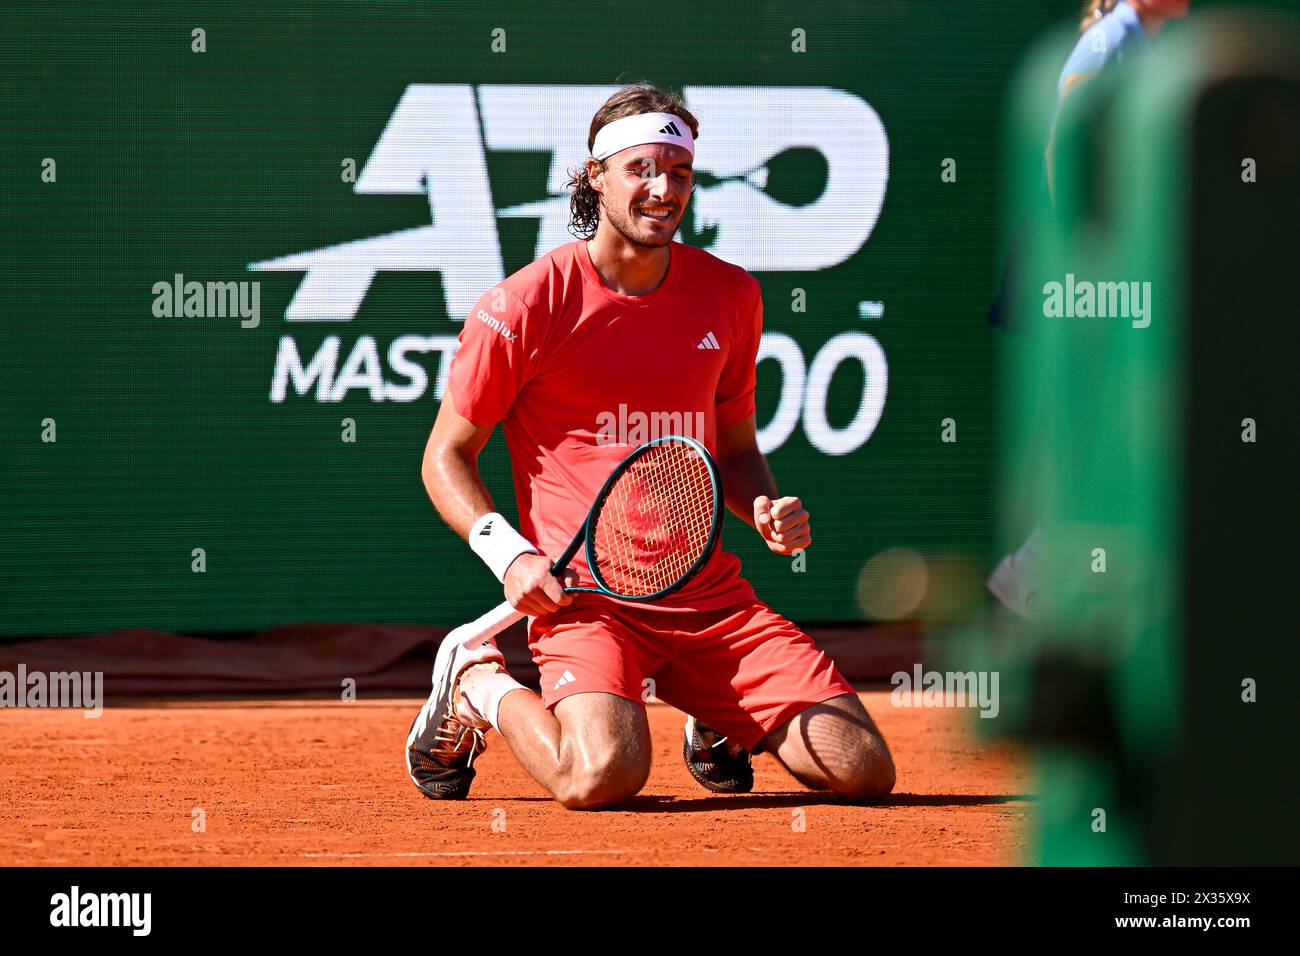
[994,8,1299,865]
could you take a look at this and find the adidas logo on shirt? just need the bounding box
[553,669,576,690]
[659,120,682,137]
[697,331,720,350]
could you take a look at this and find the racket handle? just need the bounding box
[444,599,526,650]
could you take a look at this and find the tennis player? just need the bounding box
[407,83,895,809]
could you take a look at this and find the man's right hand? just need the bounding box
[503,552,577,616]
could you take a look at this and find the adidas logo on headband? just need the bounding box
[592,112,695,161]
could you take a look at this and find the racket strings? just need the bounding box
[593,442,716,597]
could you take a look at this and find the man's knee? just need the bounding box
[821,718,897,801]
[825,748,896,802]
[551,692,651,809]
[557,750,649,810]
[771,694,898,801]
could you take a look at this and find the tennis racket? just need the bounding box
[448,434,724,650]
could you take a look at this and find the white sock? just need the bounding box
[459,664,527,732]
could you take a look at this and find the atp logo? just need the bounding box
[252,84,888,320]
[250,84,891,456]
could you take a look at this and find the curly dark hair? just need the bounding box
[565,83,701,240]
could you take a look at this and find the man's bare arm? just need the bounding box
[716,415,777,528]
[420,392,573,614]
[420,392,498,540]
[716,415,811,555]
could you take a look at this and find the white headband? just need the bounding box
[591,112,695,162]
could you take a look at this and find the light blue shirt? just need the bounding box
[1058,2,1151,94]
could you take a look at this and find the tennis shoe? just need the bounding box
[405,634,503,800]
[683,715,754,794]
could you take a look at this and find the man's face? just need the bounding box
[590,142,694,248]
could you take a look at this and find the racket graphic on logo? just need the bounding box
[448,435,723,649]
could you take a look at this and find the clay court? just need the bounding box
[0,690,1030,867]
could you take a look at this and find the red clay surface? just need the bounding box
[0,691,1032,866]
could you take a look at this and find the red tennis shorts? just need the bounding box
[527,594,854,752]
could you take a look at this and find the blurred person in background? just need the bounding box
[986,0,1189,619]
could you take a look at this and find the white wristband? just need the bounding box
[468,512,539,583]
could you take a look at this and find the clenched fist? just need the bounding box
[753,495,811,555]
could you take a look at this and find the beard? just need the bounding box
[601,197,680,248]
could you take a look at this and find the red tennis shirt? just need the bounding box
[447,239,762,612]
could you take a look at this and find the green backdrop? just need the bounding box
[0,1,1071,635]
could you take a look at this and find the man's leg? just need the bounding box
[652,599,896,802]
[484,681,651,810]
[455,598,658,810]
[758,693,896,801]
